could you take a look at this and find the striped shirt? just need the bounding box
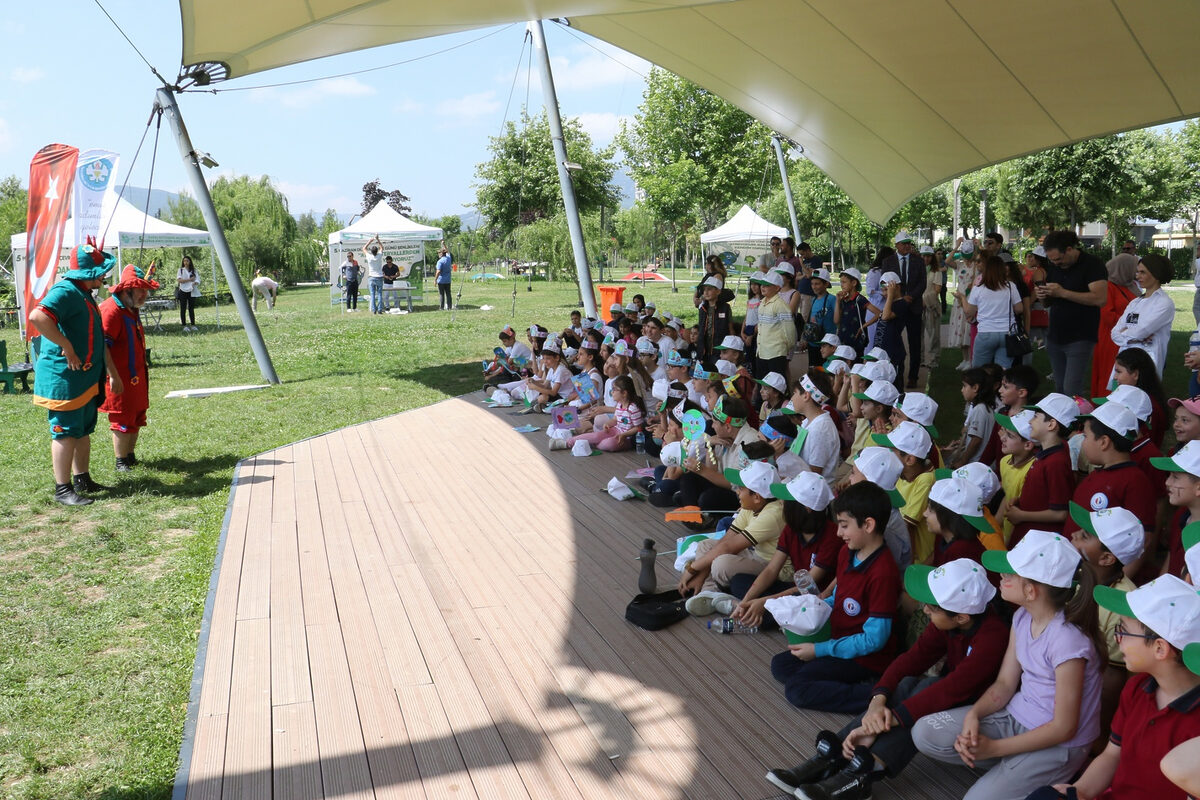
[755,293,797,359]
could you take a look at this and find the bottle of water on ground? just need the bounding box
[707,617,759,634]
[637,538,657,594]
[635,431,646,454]
[793,569,818,596]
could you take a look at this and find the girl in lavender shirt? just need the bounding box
[911,531,1104,800]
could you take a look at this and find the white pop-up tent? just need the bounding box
[327,201,443,308]
[10,195,213,339]
[700,205,788,244]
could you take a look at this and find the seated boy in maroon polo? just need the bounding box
[1008,393,1078,549]
[1024,575,1200,800]
[769,481,900,714]
[1062,400,1155,580]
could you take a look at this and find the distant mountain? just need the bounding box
[120,187,180,219]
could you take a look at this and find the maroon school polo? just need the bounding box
[777,520,842,588]
[933,535,985,568]
[1009,444,1075,548]
[831,544,900,675]
[1063,461,1155,538]
[1131,436,1169,500]
[1099,674,1200,800]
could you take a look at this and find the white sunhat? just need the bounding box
[854,446,904,506]
[660,440,685,468]
[872,420,933,461]
[929,477,992,532]
[983,529,1081,588]
[853,380,900,408]
[714,358,738,377]
[724,459,779,498]
[863,347,891,363]
[1028,392,1080,429]
[895,392,939,433]
[820,333,841,347]
[936,462,1001,503]
[1099,384,1152,424]
[756,371,788,395]
[1095,575,1200,662]
[904,559,997,615]
[1151,439,1200,478]
[769,470,835,510]
[833,344,857,361]
[766,594,833,643]
[995,408,1036,441]
[715,335,745,352]
[1069,502,1146,566]
[1083,400,1139,440]
[880,271,902,286]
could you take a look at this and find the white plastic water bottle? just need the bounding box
[794,569,818,596]
[707,617,759,634]
[635,431,646,454]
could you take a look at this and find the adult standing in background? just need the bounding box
[436,245,453,310]
[176,255,199,332]
[1109,253,1174,377]
[1192,242,1200,325]
[1037,230,1108,397]
[865,246,892,348]
[920,245,943,369]
[1091,252,1139,397]
[882,231,926,388]
[362,234,385,314]
[781,238,812,322]
[340,251,361,311]
[381,256,399,311]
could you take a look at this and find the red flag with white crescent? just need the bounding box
[24,143,79,341]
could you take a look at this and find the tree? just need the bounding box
[994,136,1131,231]
[361,179,411,216]
[0,175,28,271]
[473,109,618,237]
[619,68,774,237]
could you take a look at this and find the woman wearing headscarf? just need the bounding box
[1108,253,1175,378]
[1090,252,1139,398]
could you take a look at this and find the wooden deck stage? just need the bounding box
[174,393,977,800]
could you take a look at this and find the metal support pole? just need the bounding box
[772,135,801,241]
[155,87,279,384]
[528,20,597,319]
[952,178,962,240]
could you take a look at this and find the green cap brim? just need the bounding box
[1068,501,1097,536]
[1182,520,1200,552]
[1092,584,1135,618]
[852,392,871,401]
[934,468,953,480]
[981,549,1016,575]
[784,620,832,645]
[1150,455,1188,473]
[748,276,770,285]
[994,413,1022,435]
[925,424,940,438]
[723,467,746,487]
[870,432,894,448]
[769,483,794,501]
[903,565,939,606]
[965,514,993,533]
[888,488,904,508]
[1185,642,1200,676]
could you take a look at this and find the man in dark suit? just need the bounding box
[882,231,926,388]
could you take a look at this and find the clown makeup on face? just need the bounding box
[1165,471,1200,509]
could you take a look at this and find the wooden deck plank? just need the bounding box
[269,450,312,707]
[235,456,275,621]
[305,622,375,800]
[291,439,339,627]
[272,702,323,800]
[222,618,271,800]
[185,713,228,800]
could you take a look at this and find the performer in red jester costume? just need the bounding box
[99,264,158,473]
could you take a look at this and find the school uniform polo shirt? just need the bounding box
[898,470,936,563]
[932,535,985,568]
[998,453,1036,542]
[776,520,842,584]
[1131,436,1169,500]
[1009,444,1075,548]
[1165,507,1191,578]
[1099,674,1200,800]
[1063,461,1154,539]
[827,544,900,675]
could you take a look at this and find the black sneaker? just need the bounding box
[125,452,138,466]
[54,483,93,506]
[115,457,133,473]
[764,730,846,794]
[72,472,112,494]
[795,745,878,800]
[636,477,655,491]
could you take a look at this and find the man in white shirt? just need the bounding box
[362,234,386,314]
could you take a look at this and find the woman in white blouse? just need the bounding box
[1110,253,1175,376]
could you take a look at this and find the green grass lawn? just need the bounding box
[0,274,1194,798]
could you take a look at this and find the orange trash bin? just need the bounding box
[597,285,624,317]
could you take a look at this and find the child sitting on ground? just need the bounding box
[1067,501,1144,752]
[994,410,1039,543]
[790,369,843,486]
[1025,575,1200,800]
[767,559,1009,800]
[769,481,900,714]
[514,338,573,412]
[874,421,937,564]
[848,446,911,569]
[912,530,1104,800]
[558,375,644,453]
[1006,393,1079,549]
[945,368,995,469]
[1112,346,1169,448]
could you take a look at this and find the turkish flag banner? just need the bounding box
[24,143,79,340]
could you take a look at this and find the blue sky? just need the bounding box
[0,4,650,219]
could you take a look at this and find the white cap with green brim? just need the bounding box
[928,477,993,532]
[773,262,795,276]
[750,271,783,287]
[756,371,787,395]
[767,595,833,644]
[895,391,939,436]
[853,380,900,408]
[723,459,778,498]
[1081,400,1139,440]
[714,359,737,377]
[1068,501,1145,566]
[1150,439,1200,477]
[660,440,684,468]
[904,560,996,615]
[982,530,1080,588]
[715,335,744,351]
[769,470,834,511]
[935,463,1001,503]
[840,267,862,283]
[863,347,890,363]
[858,360,897,384]
[854,446,904,507]
[833,344,857,361]
[872,421,932,460]
[1027,392,1079,428]
[1094,575,1200,674]
[1096,384,1152,424]
[820,333,841,347]
[994,409,1035,441]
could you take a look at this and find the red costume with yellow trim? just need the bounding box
[98,265,157,432]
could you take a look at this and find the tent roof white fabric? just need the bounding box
[177,1,1200,224]
[9,195,210,250]
[328,201,444,244]
[700,205,787,244]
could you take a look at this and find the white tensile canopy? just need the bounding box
[326,200,444,245]
[177,0,1200,224]
[700,205,788,244]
